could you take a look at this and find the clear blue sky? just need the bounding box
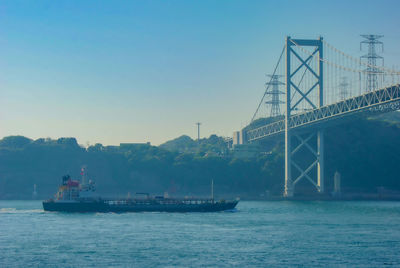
[0,0,399,145]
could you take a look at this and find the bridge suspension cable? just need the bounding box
[250,37,400,123]
[251,44,286,122]
[322,40,400,75]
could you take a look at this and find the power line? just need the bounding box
[251,45,286,122]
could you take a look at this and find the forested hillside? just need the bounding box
[0,112,399,199]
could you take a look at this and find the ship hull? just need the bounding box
[43,200,238,213]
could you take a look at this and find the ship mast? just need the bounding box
[211,179,214,201]
[32,184,37,199]
[81,166,87,185]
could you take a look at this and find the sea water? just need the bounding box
[1,200,400,267]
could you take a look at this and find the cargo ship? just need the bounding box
[43,175,239,213]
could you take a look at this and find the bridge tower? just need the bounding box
[284,37,324,197]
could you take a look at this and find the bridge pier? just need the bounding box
[317,130,324,193]
[284,127,293,197]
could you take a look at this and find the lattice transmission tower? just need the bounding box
[339,77,349,100]
[360,34,384,92]
[265,75,285,117]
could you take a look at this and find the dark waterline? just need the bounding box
[1,200,400,267]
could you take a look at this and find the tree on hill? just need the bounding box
[159,135,196,152]
[0,136,32,149]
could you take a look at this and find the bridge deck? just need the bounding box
[246,84,400,142]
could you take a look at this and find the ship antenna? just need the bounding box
[81,166,87,185]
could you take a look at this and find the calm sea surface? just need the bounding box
[1,200,400,267]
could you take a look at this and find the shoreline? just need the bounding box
[2,195,400,202]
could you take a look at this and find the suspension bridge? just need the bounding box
[238,36,400,197]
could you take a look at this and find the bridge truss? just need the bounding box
[247,84,400,140]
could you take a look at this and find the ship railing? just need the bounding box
[102,197,217,205]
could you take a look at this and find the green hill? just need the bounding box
[0,111,400,199]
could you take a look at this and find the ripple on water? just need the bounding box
[1,200,400,267]
[0,208,44,214]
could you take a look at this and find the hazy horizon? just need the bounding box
[1,0,399,146]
